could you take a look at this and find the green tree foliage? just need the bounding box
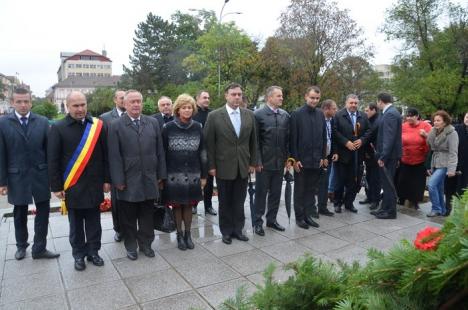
[383,1,467,116]
[31,101,58,120]
[142,97,156,115]
[86,87,114,116]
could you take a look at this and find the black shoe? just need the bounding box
[74,258,86,271]
[192,206,197,214]
[177,232,187,250]
[370,209,382,216]
[87,254,104,266]
[375,212,396,219]
[32,249,60,259]
[345,206,358,213]
[15,248,26,260]
[369,202,379,210]
[359,198,370,205]
[334,205,342,213]
[305,217,319,228]
[127,251,138,260]
[114,232,123,242]
[254,225,265,236]
[139,247,155,257]
[184,231,194,250]
[205,207,217,216]
[232,233,249,241]
[266,221,285,231]
[318,208,334,216]
[222,235,232,244]
[296,220,309,229]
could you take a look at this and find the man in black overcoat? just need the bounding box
[0,87,59,260]
[100,89,126,242]
[48,91,110,271]
[108,90,167,260]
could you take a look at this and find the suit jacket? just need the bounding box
[100,107,121,124]
[376,105,402,162]
[204,106,257,180]
[151,113,174,131]
[48,114,109,209]
[0,112,51,205]
[108,114,167,202]
[333,108,372,164]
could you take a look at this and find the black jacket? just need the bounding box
[333,108,372,164]
[376,105,402,162]
[364,113,380,158]
[48,114,110,209]
[254,105,290,170]
[290,104,327,169]
[151,113,174,131]
[192,107,211,127]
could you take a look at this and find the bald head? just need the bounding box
[66,91,87,120]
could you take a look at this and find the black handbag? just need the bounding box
[153,204,176,233]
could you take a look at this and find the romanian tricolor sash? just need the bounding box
[63,117,103,190]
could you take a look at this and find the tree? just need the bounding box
[86,87,114,116]
[31,101,58,120]
[142,97,156,115]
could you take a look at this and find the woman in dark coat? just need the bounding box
[162,94,207,251]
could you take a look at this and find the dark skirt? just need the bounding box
[396,163,427,203]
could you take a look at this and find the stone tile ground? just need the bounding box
[0,190,444,309]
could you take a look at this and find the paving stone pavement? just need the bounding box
[0,189,444,309]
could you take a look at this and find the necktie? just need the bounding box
[350,112,356,128]
[20,117,28,131]
[133,119,140,130]
[231,110,241,137]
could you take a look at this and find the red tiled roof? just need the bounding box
[65,49,111,62]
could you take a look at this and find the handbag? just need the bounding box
[153,204,176,233]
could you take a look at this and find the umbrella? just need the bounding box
[248,173,256,227]
[284,169,294,223]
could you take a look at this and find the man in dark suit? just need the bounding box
[290,86,327,229]
[192,90,217,216]
[372,93,402,219]
[332,94,372,213]
[151,96,174,130]
[0,87,59,261]
[108,90,167,260]
[100,89,126,242]
[48,91,110,271]
[253,86,289,236]
[204,83,257,245]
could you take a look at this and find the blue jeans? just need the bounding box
[428,168,447,214]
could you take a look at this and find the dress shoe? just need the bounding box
[184,231,194,250]
[426,211,443,217]
[305,217,319,228]
[369,202,379,210]
[139,247,156,257]
[334,205,342,213]
[32,249,60,259]
[192,206,197,214]
[87,254,104,266]
[15,248,26,260]
[296,220,309,229]
[114,232,123,242]
[359,198,370,204]
[74,258,86,271]
[375,212,396,219]
[370,209,382,216]
[319,208,334,216]
[222,235,232,244]
[127,251,138,260]
[177,232,187,250]
[254,225,265,236]
[205,207,217,216]
[345,206,358,213]
[232,233,249,241]
[266,221,285,231]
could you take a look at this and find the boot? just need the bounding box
[177,232,187,251]
[184,231,194,250]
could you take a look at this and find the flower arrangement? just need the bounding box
[414,226,443,251]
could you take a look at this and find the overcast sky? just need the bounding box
[0,0,421,96]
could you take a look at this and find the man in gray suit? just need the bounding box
[108,90,167,260]
[0,87,59,260]
[100,89,126,242]
[204,83,257,245]
[372,93,402,219]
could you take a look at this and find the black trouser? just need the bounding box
[379,159,398,214]
[365,157,381,203]
[317,166,331,211]
[202,175,214,210]
[334,161,363,208]
[118,199,155,252]
[110,186,121,233]
[254,169,283,226]
[216,176,247,236]
[293,168,321,222]
[14,200,50,254]
[68,207,102,259]
[444,176,458,213]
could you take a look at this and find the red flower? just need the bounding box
[99,198,112,212]
[414,226,443,251]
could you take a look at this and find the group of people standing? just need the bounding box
[1,84,466,272]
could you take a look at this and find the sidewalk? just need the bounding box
[0,190,443,310]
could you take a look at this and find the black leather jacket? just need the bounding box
[254,105,290,170]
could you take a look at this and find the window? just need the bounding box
[76,64,82,68]
[76,73,82,76]
[90,64,96,69]
[83,64,89,68]
[68,64,74,68]
[83,73,89,77]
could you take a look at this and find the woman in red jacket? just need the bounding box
[396,108,432,209]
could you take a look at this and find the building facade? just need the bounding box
[57,50,112,82]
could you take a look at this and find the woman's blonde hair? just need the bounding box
[173,93,197,117]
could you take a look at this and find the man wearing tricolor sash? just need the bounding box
[48,91,111,271]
